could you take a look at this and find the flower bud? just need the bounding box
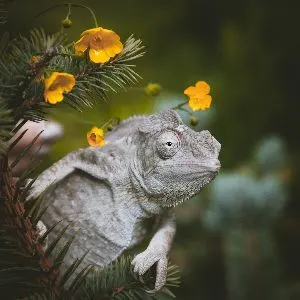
[62,18,72,28]
[190,116,198,126]
[145,83,162,97]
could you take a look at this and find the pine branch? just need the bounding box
[0,29,144,121]
[0,97,14,156]
[74,255,180,300]
[0,133,98,299]
[62,35,145,110]
[0,31,9,56]
[0,133,85,299]
[0,155,59,298]
[0,29,64,122]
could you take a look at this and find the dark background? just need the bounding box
[3,0,300,299]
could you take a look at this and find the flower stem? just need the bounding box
[28,3,99,28]
[171,100,195,116]
[179,106,194,117]
[171,100,188,110]
[66,3,72,19]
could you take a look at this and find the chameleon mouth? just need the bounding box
[161,172,219,208]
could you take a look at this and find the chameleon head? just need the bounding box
[135,109,221,207]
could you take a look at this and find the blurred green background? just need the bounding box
[4,0,300,299]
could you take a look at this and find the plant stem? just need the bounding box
[171,100,195,117]
[66,3,72,19]
[28,3,99,28]
[179,106,194,117]
[171,100,188,110]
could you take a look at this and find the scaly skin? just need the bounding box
[28,109,221,291]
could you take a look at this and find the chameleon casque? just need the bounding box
[29,109,221,291]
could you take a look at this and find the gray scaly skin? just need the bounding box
[29,109,221,291]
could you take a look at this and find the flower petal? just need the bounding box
[184,86,197,96]
[44,72,59,90]
[104,42,123,57]
[195,81,210,95]
[44,72,75,104]
[44,89,64,104]
[80,27,101,37]
[110,40,124,54]
[89,48,110,63]
[87,127,105,147]
[100,30,120,46]
[202,94,212,109]
[55,74,76,92]
[100,27,117,34]
[74,35,90,54]
[92,127,104,136]
[48,73,75,91]
[188,95,212,111]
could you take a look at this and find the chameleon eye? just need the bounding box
[156,131,180,159]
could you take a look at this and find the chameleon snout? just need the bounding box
[200,158,221,174]
[211,158,221,172]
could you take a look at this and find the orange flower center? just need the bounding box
[90,133,97,142]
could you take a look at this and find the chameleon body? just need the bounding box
[29,109,221,291]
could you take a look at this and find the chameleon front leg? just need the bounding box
[131,210,176,292]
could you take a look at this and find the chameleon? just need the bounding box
[29,109,221,291]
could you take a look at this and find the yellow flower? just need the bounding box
[188,96,212,111]
[74,27,123,64]
[62,18,72,28]
[44,72,75,104]
[87,127,105,147]
[184,81,212,111]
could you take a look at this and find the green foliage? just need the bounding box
[61,35,144,110]
[0,28,144,123]
[76,256,180,300]
[0,29,64,121]
[0,97,13,156]
[0,5,180,299]
[0,136,74,299]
